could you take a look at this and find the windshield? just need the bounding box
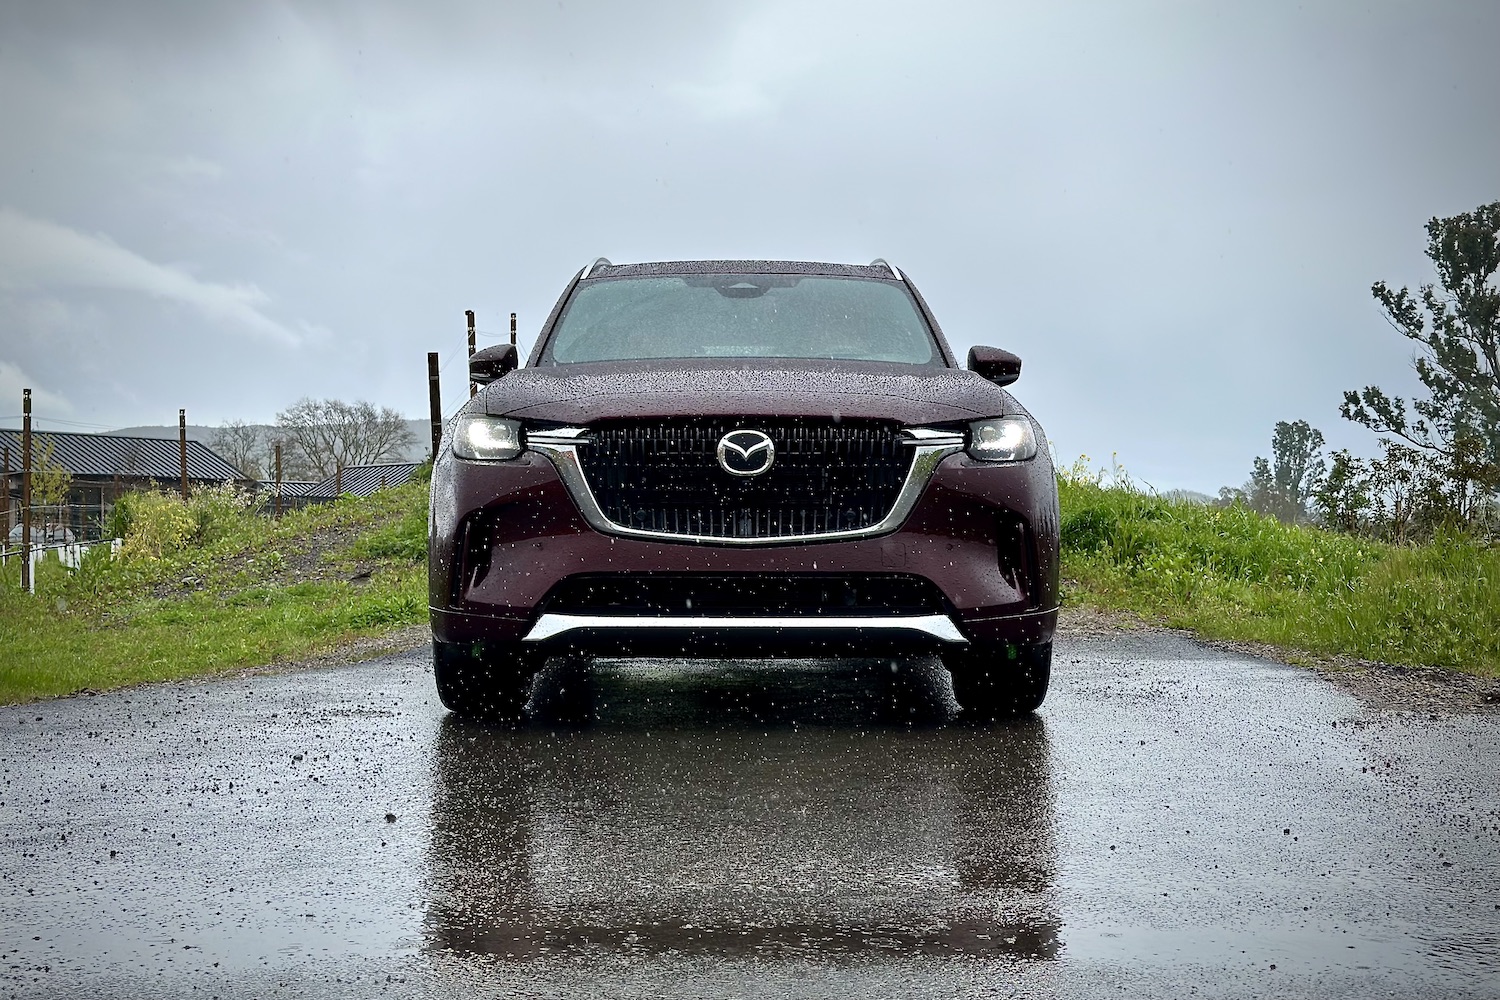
[543,274,941,365]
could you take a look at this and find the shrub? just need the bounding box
[118,491,197,560]
[187,483,256,546]
[113,484,256,560]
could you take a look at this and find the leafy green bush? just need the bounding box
[117,491,197,560]
[188,483,257,546]
[107,484,258,561]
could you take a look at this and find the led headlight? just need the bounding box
[967,416,1037,462]
[452,415,523,461]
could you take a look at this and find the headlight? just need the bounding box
[452,415,523,460]
[967,417,1037,462]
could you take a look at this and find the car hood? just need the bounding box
[481,359,1020,426]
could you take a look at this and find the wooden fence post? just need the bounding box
[466,310,477,398]
[274,441,283,516]
[21,389,32,594]
[428,352,443,460]
[1,445,9,541]
[178,409,189,500]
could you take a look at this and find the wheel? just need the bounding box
[432,639,547,722]
[943,640,1051,719]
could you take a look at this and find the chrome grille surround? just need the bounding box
[527,425,963,546]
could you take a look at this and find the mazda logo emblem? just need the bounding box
[716,429,776,477]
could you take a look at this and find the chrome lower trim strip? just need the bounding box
[527,427,963,546]
[524,613,967,644]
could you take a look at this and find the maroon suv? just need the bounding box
[428,259,1060,721]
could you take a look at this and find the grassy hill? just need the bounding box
[0,476,429,703]
[3,465,1495,705]
[1060,477,1500,676]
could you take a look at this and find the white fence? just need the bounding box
[2,537,122,571]
[1,511,123,593]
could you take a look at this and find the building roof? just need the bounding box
[257,480,324,498]
[0,429,246,482]
[313,462,421,498]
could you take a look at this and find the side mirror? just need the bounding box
[470,343,518,386]
[967,345,1022,387]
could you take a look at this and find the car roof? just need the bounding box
[583,259,898,280]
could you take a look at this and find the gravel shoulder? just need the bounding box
[221,623,431,681]
[1058,603,1500,715]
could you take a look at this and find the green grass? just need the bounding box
[1060,477,1500,676]
[0,479,431,703]
[6,461,1495,703]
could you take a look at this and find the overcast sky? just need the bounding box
[1,1,1496,493]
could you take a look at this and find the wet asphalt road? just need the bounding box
[2,632,1499,999]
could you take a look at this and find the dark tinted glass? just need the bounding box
[545,275,939,365]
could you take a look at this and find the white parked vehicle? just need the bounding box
[6,523,77,546]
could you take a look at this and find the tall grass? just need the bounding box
[1059,471,1500,676]
[0,479,431,703]
[6,455,1495,702]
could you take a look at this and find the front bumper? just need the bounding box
[429,447,1060,653]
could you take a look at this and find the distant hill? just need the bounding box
[108,424,223,443]
[1160,489,1215,505]
[108,420,434,464]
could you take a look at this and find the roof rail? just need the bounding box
[870,258,902,281]
[584,257,613,277]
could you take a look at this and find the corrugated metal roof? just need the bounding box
[256,480,324,498]
[313,462,421,498]
[0,429,246,482]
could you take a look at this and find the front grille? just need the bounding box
[573,418,914,539]
[542,574,948,617]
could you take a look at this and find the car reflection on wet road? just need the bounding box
[2,633,1498,998]
[425,663,1059,965]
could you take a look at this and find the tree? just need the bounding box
[1341,201,1500,519]
[1246,456,1276,514]
[1313,449,1372,534]
[1269,419,1326,523]
[1235,420,1326,523]
[210,420,266,480]
[28,436,73,537]
[29,436,72,508]
[1366,441,1438,543]
[274,398,415,480]
[263,434,319,483]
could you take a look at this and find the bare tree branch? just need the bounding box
[274,398,416,480]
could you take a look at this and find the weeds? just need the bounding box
[0,481,430,703]
[5,452,1495,704]
[1059,460,1500,676]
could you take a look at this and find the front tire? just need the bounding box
[943,640,1051,720]
[433,639,547,723]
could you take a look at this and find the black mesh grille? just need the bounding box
[574,418,914,539]
[543,574,947,617]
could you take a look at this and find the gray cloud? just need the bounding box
[0,209,310,346]
[0,361,73,418]
[0,0,1495,491]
